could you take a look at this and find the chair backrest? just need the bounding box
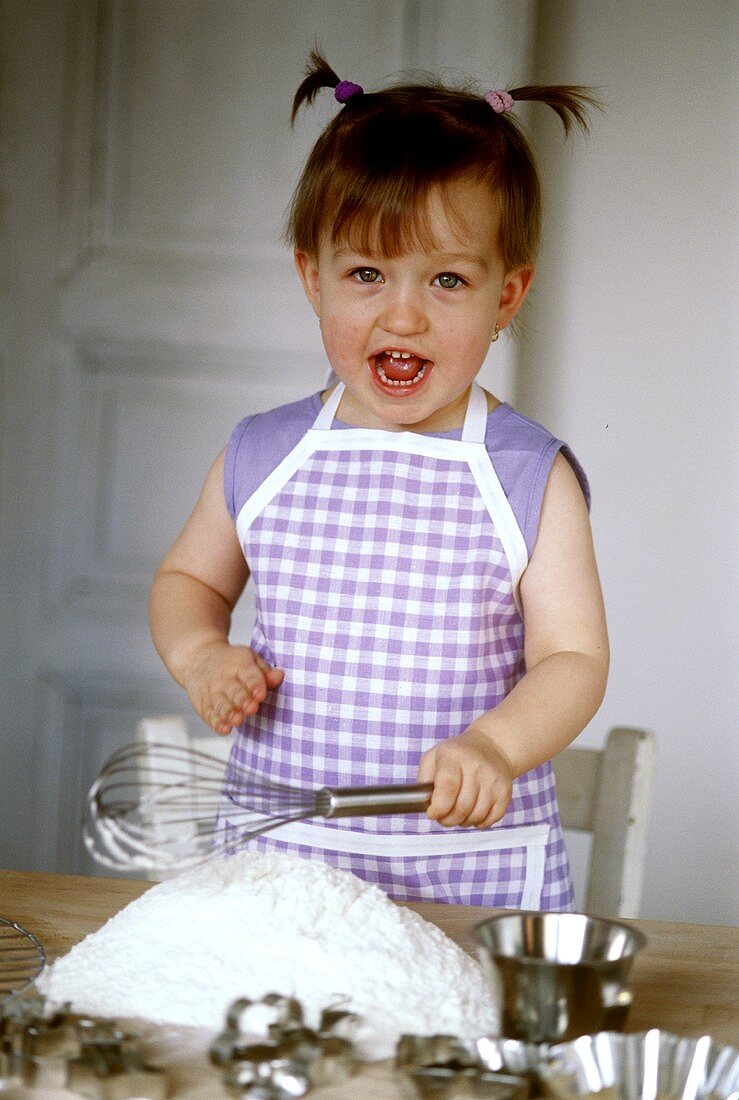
[553,726,657,918]
[135,716,232,880]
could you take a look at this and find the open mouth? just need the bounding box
[371,350,432,390]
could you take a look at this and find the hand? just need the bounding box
[416,726,514,829]
[181,640,284,735]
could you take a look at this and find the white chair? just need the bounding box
[135,716,232,880]
[553,726,657,918]
[136,715,232,762]
[135,718,656,915]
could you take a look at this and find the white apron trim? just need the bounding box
[234,382,529,608]
[461,380,490,442]
[245,819,550,909]
[311,380,344,428]
[466,448,528,604]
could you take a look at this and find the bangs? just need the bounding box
[328,170,488,258]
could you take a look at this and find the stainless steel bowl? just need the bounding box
[540,1029,739,1099]
[473,912,647,1044]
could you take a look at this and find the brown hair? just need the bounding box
[285,50,600,271]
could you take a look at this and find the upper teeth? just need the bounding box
[388,351,412,358]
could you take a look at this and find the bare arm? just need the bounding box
[149,450,284,733]
[418,453,609,827]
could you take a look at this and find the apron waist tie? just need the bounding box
[232,820,551,910]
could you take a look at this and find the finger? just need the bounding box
[426,768,462,821]
[254,656,285,689]
[229,684,253,709]
[462,787,498,828]
[228,673,274,717]
[264,666,285,688]
[210,711,236,736]
[436,781,480,827]
[416,751,437,786]
[235,665,269,699]
[215,682,255,720]
[475,799,507,829]
[209,696,238,728]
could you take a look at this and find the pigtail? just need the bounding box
[290,49,342,124]
[508,85,602,134]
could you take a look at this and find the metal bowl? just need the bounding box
[473,912,647,1044]
[539,1029,739,1099]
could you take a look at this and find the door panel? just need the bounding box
[1,0,533,873]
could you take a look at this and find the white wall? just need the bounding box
[518,1,738,923]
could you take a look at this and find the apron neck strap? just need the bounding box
[461,383,489,443]
[312,382,345,429]
[312,380,488,441]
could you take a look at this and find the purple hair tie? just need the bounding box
[334,80,364,104]
[484,89,515,114]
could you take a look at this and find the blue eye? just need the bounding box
[435,272,464,289]
[352,267,382,283]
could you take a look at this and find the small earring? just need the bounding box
[491,323,500,343]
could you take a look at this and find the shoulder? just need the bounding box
[486,403,590,556]
[486,402,578,467]
[224,392,321,520]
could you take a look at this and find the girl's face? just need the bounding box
[295,178,533,433]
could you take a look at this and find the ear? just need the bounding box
[294,251,321,317]
[496,265,535,331]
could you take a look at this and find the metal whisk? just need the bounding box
[84,740,433,873]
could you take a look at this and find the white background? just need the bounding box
[1,0,736,924]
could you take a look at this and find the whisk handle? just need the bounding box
[318,783,434,818]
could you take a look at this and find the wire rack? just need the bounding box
[0,916,46,1000]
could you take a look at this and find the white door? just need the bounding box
[1,0,531,875]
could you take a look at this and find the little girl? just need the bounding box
[149,52,609,910]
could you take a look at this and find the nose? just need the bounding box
[378,285,429,338]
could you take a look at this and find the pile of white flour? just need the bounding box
[37,850,497,1059]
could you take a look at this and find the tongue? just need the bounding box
[377,353,425,382]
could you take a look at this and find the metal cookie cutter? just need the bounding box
[396,1034,531,1099]
[474,1036,553,1095]
[210,994,358,1098]
[0,995,77,1088]
[66,1016,168,1099]
[1,1000,167,1097]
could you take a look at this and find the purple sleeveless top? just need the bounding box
[224,392,589,556]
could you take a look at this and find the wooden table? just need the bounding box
[1,869,737,1098]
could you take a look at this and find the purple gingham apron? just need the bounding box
[224,382,574,909]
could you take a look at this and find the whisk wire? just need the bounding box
[84,740,318,871]
[84,739,432,873]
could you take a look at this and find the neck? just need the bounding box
[322,383,499,433]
